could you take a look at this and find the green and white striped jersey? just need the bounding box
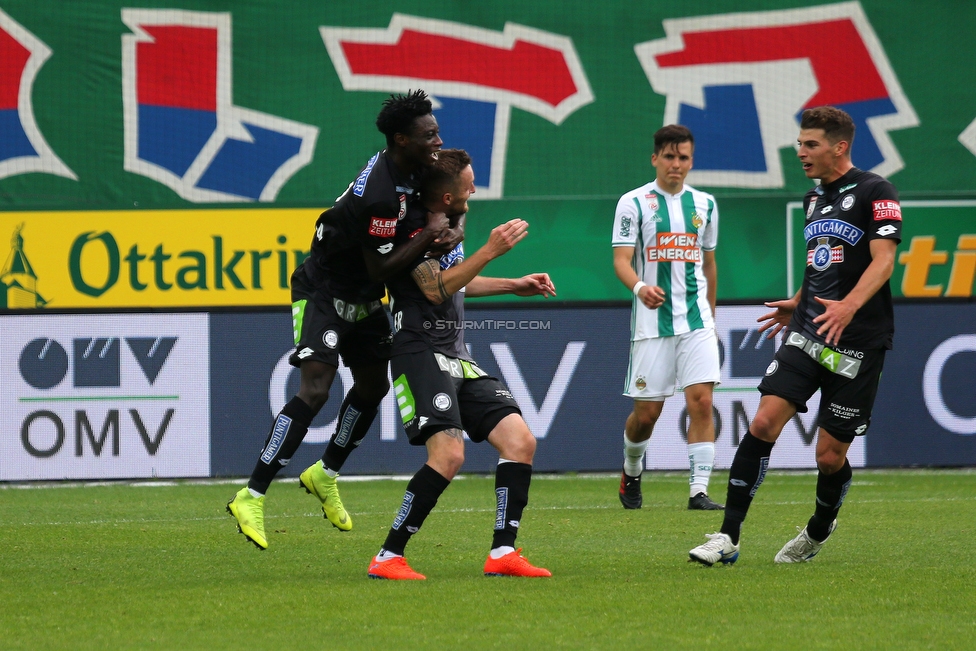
[612,180,718,340]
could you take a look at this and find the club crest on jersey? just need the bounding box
[842,195,856,211]
[691,211,704,230]
[808,237,844,271]
[645,193,659,212]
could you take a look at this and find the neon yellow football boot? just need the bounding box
[226,487,268,550]
[299,461,352,531]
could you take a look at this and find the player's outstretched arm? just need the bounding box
[465,273,556,298]
[411,218,528,304]
[812,238,897,346]
[363,210,450,282]
[613,246,665,309]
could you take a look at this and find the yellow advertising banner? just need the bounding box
[0,209,318,308]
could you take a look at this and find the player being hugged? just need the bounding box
[367,149,557,580]
[689,106,902,566]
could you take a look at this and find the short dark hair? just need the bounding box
[420,149,472,200]
[375,90,434,147]
[800,106,855,147]
[653,124,694,155]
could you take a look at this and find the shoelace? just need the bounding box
[701,533,730,552]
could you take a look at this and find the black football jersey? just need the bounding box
[299,150,415,303]
[386,203,469,360]
[792,167,902,349]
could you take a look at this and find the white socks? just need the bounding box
[490,546,515,559]
[688,441,716,496]
[376,549,401,562]
[623,432,649,477]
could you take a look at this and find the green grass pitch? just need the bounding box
[2,470,975,650]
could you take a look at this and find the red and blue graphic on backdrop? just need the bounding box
[0,8,76,181]
[121,9,318,202]
[322,14,593,198]
[636,2,918,188]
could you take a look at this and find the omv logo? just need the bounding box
[635,1,918,188]
[321,14,593,198]
[121,9,318,202]
[0,8,76,181]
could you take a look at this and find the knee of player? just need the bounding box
[298,387,330,413]
[685,393,714,418]
[355,379,390,404]
[816,451,846,474]
[434,443,466,476]
[748,411,781,441]
[497,422,537,463]
[633,409,659,431]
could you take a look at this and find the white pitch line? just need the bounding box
[11,494,976,528]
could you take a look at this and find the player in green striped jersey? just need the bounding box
[611,125,723,511]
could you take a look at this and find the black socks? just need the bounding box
[807,459,852,541]
[491,462,533,550]
[247,396,315,495]
[382,464,451,556]
[322,390,380,472]
[720,431,774,545]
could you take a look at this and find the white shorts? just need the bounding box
[624,327,721,400]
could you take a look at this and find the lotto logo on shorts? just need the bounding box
[368,216,397,237]
[872,200,902,221]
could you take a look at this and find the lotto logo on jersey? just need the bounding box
[321,14,593,199]
[368,217,397,237]
[121,10,318,202]
[0,9,76,181]
[635,2,918,188]
[647,233,701,263]
[873,200,902,221]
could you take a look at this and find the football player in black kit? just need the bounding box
[365,149,557,580]
[228,90,461,550]
[690,106,901,566]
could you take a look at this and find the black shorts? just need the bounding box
[758,333,886,443]
[391,349,522,446]
[288,271,391,369]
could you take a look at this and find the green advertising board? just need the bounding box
[1,1,975,305]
